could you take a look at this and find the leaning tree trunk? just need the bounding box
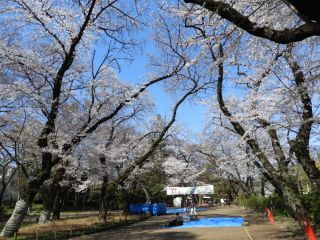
[0,178,38,237]
[1,160,64,236]
[214,44,311,223]
[0,199,29,237]
[141,184,151,204]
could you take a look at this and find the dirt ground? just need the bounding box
[71,207,310,240]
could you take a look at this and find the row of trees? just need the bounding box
[177,0,320,222]
[0,0,319,237]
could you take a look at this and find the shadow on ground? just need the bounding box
[71,207,313,240]
[144,231,197,240]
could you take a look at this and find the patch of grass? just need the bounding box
[10,214,148,240]
[2,204,43,216]
[2,206,14,216]
[29,204,43,215]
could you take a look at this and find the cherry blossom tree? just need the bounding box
[0,111,38,208]
[183,0,320,43]
[0,0,187,236]
[155,1,320,223]
[198,128,261,198]
[94,78,206,219]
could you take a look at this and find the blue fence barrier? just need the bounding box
[130,203,167,216]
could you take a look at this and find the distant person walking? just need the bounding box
[220,198,225,207]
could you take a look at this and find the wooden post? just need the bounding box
[14,232,17,240]
[36,226,39,240]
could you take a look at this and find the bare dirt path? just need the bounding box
[71,207,307,240]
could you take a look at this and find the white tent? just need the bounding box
[166,185,214,196]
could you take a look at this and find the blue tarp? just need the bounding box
[129,203,166,216]
[174,217,244,228]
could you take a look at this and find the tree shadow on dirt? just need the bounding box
[146,231,198,240]
[261,228,305,240]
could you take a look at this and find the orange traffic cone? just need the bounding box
[265,208,275,223]
[303,218,317,240]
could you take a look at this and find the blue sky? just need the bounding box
[94,1,208,134]
[117,43,208,134]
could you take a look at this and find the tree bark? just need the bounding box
[2,1,100,234]
[184,0,320,43]
[260,176,265,197]
[96,85,200,219]
[39,210,51,224]
[215,43,309,221]
[0,199,29,237]
[0,188,5,209]
[51,186,61,220]
[285,48,320,193]
[99,175,108,222]
[282,0,320,23]
[141,184,151,204]
[38,186,54,224]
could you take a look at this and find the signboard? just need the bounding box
[166,185,214,195]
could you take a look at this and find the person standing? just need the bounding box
[220,198,225,207]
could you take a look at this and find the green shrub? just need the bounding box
[237,195,267,212]
[237,193,320,223]
[265,194,289,216]
[300,192,320,223]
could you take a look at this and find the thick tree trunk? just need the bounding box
[245,176,254,195]
[38,172,64,223]
[294,148,320,192]
[0,199,29,237]
[285,49,320,193]
[183,0,320,43]
[0,2,99,236]
[99,175,108,222]
[280,184,307,221]
[39,210,51,223]
[38,188,53,223]
[1,174,38,237]
[51,186,61,220]
[214,45,311,222]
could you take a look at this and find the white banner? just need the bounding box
[166,185,214,195]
